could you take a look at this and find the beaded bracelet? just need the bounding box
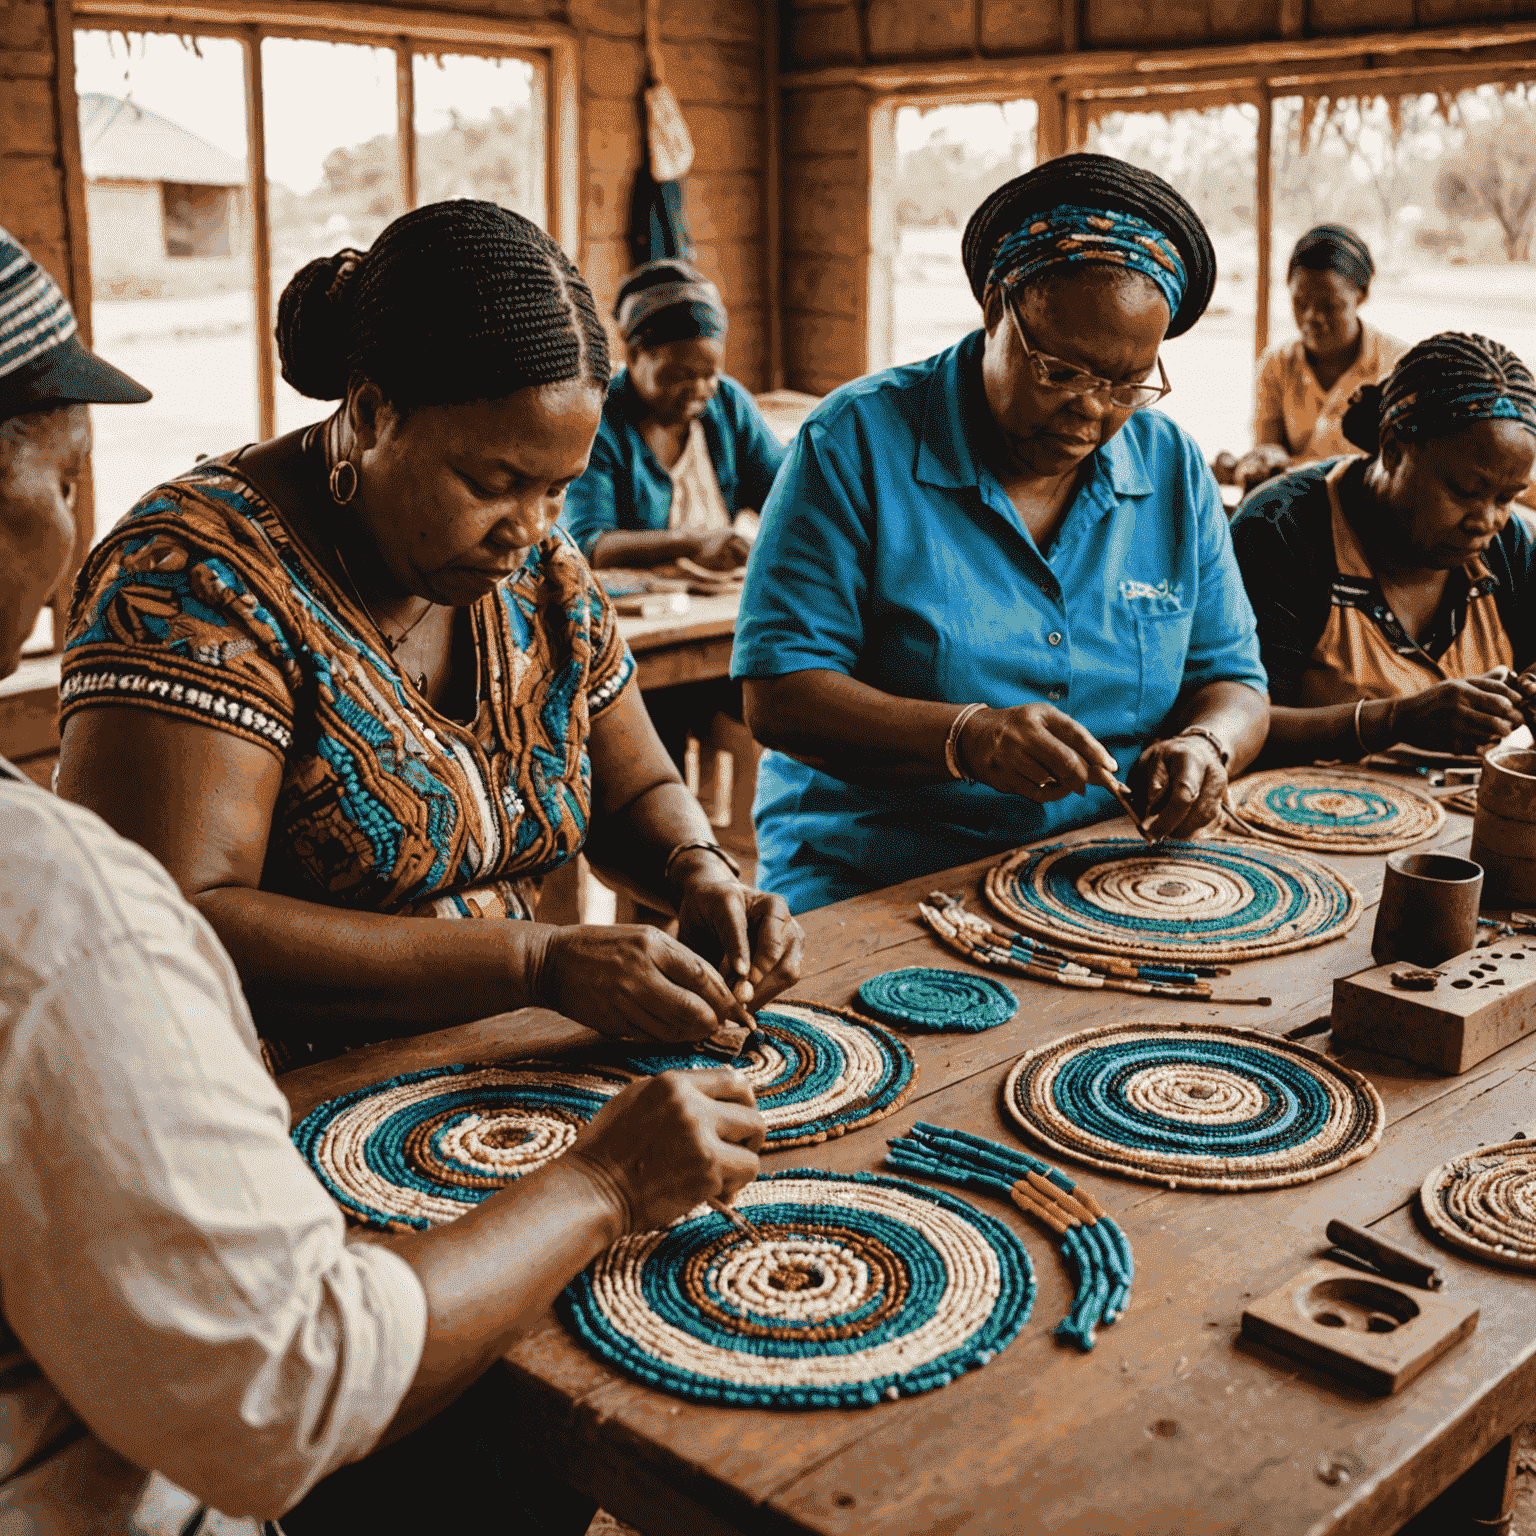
[945,703,988,782]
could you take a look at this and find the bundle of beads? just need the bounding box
[855,966,1019,1032]
[1006,1022,1385,1192]
[1420,1140,1536,1272]
[1223,768,1444,852]
[617,1000,916,1147]
[884,1122,1133,1351]
[986,837,1362,966]
[919,889,1238,1003]
[560,1168,1037,1408]
[292,1062,634,1231]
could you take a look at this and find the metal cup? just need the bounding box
[1371,852,1484,967]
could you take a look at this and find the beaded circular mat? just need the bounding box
[855,967,1018,1033]
[1420,1141,1536,1271]
[1225,768,1444,853]
[560,1169,1036,1408]
[291,1062,635,1231]
[985,837,1362,965]
[620,1001,917,1148]
[1004,1023,1386,1191]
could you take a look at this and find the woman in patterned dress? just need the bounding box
[55,201,801,1064]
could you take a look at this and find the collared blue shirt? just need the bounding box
[559,369,787,559]
[732,330,1267,914]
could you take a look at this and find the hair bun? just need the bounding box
[1341,381,1383,453]
[275,249,365,400]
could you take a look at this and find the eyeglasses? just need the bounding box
[1006,293,1172,411]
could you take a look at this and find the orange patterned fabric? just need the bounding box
[63,460,634,923]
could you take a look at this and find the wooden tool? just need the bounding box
[1331,941,1536,1074]
[1241,1259,1478,1395]
[708,1197,767,1244]
[1094,769,1158,845]
[1324,1218,1443,1291]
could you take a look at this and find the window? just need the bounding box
[69,4,574,547]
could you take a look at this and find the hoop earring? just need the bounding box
[329,459,359,505]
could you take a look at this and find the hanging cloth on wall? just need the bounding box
[630,0,696,266]
[630,170,694,267]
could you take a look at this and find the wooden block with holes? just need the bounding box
[1330,943,1536,1074]
[1242,1260,1479,1395]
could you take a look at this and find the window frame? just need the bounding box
[69,0,580,452]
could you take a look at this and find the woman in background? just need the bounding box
[1231,331,1536,764]
[1228,225,1405,495]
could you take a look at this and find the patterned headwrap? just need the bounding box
[614,259,727,348]
[962,153,1216,339]
[1342,332,1536,451]
[1288,224,1374,293]
[988,204,1187,317]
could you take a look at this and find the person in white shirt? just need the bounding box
[0,227,764,1535]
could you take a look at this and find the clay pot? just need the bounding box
[1470,748,1536,905]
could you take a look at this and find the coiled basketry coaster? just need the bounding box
[1224,768,1444,852]
[291,1062,635,1231]
[620,1000,917,1147]
[985,837,1361,965]
[1420,1140,1536,1271]
[1004,1023,1385,1191]
[560,1169,1036,1408]
[855,967,1018,1033]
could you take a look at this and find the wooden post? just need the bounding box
[1036,90,1066,161]
[396,40,416,212]
[1279,0,1307,40]
[763,0,784,391]
[50,0,96,622]
[243,29,276,442]
[1061,0,1081,52]
[1254,87,1272,362]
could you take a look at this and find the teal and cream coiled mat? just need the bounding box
[292,1000,916,1232]
[1222,767,1444,853]
[984,836,1362,968]
[1005,1022,1385,1192]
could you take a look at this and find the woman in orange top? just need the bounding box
[1231,332,1536,764]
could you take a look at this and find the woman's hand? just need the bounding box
[1390,671,1525,755]
[674,869,804,1010]
[567,1068,765,1234]
[534,923,756,1044]
[958,703,1119,802]
[1233,445,1289,493]
[1129,733,1228,840]
[690,528,753,571]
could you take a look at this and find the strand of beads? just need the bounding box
[884,1121,1134,1352]
[918,890,1259,1006]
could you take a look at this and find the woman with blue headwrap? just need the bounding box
[559,259,786,573]
[1232,332,1536,762]
[732,154,1271,914]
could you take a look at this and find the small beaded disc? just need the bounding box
[1420,1141,1536,1271]
[1004,1023,1385,1191]
[560,1169,1036,1408]
[856,968,1018,1033]
[620,1001,917,1147]
[1226,768,1444,852]
[292,1063,634,1231]
[986,837,1361,965]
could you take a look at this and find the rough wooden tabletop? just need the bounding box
[280,808,1536,1536]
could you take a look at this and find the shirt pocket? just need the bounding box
[1130,607,1196,729]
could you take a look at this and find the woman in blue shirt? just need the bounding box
[733,155,1271,913]
[560,260,786,571]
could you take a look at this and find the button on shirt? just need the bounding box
[731,331,1267,913]
[0,762,426,1533]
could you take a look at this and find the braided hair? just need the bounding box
[1288,224,1374,294]
[1342,332,1536,453]
[962,153,1217,339]
[276,200,610,408]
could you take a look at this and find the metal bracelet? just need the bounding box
[1353,697,1368,756]
[1171,724,1231,766]
[663,840,742,889]
[945,703,989,782]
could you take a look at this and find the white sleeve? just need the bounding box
[0,921,427,1520]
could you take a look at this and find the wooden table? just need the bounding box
[278,804,1536,1536]
[617,593,740,693]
